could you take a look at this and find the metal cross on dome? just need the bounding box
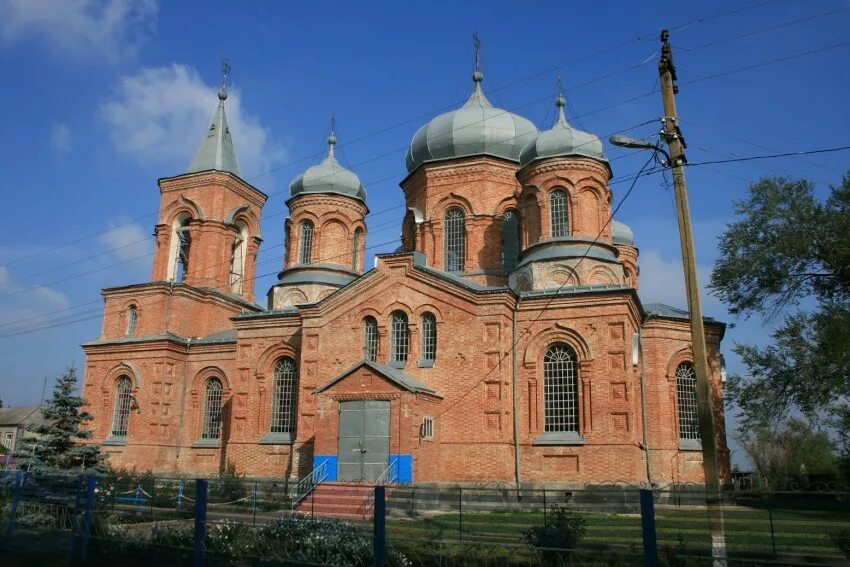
[473,32,481,71]
[220,58,231,93]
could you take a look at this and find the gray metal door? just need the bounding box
[338,400,390,482]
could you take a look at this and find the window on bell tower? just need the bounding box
[299,221,313,264]
[550,189,569,238]
[444,208,465,272]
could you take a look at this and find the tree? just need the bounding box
[710,174,850,442]
[13,366,104,472]
[736,419,837,484]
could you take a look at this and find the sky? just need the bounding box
[0,0,848,468]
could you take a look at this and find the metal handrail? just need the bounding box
[361,460,397,516]
[291,460,328,509]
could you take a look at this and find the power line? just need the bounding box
[0,158,655,337]
[681,40,850,86]
[0,1,786,271]
[687,145,850,166]
[433,154,659,421]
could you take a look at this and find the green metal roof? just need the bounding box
[187,89,241,176]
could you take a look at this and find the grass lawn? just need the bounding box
[385,504,850,561]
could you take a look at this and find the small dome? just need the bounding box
[405,72,538,173]
[612,220,634,246]
[519,93,608,168]
[290,134,366,201]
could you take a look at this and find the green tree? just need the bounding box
[13,366,104,472]
[736,419,837,484]
[710,174,850,441]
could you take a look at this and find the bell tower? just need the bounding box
[150,61,267,302]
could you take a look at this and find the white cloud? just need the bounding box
[0,265,71,333]
[49,123,72,153]
[0,0,157,61]
[637,249,722,316]
[100,64,286,177]
[99,219,153,275]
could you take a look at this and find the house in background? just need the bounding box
[0,406,44,464]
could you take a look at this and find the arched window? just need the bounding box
[501,209,520,272]
[299,220,314,264]
[444,208,466,272]
[201,378,224,440]
[125,305,137,336]
[229,222,248,294]
[363,316,378,362]
[168,214,192,282]
[676,362,700,442]
[543,344,579,433]
[270,358,297,436]
[352,228,363,270]
[111,376,132,437]
[390,311,409,365]
[420,312,437,363]
[550,189,569,238]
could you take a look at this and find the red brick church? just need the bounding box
[82,62,729,486]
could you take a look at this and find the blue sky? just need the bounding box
[1,1,848,467]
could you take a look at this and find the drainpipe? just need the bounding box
[634,330,653,485]
[511,297,522,493]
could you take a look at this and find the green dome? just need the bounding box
[519,94,607,168]
[290,133,366,201]
[405,72,538,173]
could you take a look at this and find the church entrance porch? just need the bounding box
[337,400,390,482]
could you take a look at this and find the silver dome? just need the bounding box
[519,95,608,167]
[405,72,538,173]
[290,134,366,201]
[611,219,634,246]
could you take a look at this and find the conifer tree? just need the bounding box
[14,366,104,472]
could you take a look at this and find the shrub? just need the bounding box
[830,528,850,559]
[521,505,587,565]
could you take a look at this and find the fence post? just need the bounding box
[639,489,658,567]
[194,479,208,567]
[768,507,776,555]
[373,485,386,567]
[1,470,25,550]
[543,489,547,524]
[252,482,257,526]
[458,487,463,541]
[79,475,97,562]
[134,484,142,514]
[177,481,184,512]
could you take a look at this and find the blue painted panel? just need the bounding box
[313,455,338,482]
[389,454,413,483]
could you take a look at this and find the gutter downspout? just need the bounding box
[511,297,522,493]
[635,329,653,485]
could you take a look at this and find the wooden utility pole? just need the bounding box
[657,29,727,565]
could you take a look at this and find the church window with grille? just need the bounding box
[550,189,569,238]
[421,313,437,362]
[201,378,224,440]
[111,376,132,437]
[125,305,137,336]
[543,344,579,433]
[444,208,466,272]
[676,362,700,442]
[270,358,297,436]
[390,311,409,365]
[363,316,378,362]
[501,209,520,272]
[299,221,313,264]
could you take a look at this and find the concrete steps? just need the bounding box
[295,482,389,520]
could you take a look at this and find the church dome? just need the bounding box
[290,132,366,201]
[611,219,634,246]
[519,92,608,168]
[405,71,538,173]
